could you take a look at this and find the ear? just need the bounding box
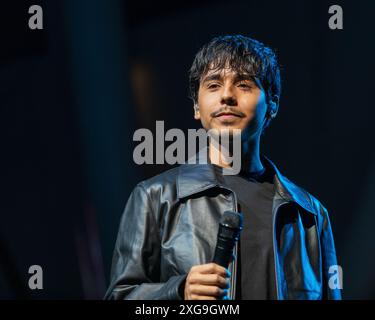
[194,104,201,120]
[268,95,279,119]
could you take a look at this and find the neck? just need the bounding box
[241,135,264,176]
[208,132,264,175]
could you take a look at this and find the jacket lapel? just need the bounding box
[177,154,319,216]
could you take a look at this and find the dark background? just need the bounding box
[0,0,374,299]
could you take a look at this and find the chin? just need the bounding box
[208,126,245,138]
[215,123,246,131]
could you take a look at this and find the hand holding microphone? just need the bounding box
[184,211,243,300]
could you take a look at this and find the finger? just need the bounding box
[195,263,230,277]
[190,285,229,297]
[189,273,230,288]
[190,295,217,300]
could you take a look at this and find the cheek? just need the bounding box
[198,92,218,109]
[242,91,267,119]
[197,93,218,119]
[238,93,268,134]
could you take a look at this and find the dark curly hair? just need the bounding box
[189,35,281,130]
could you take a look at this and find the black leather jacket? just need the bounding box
[105,156,342,300]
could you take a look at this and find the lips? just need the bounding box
[215,112,243,119]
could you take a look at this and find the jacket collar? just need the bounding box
[177,154,318,216]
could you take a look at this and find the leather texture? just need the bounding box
[104,155,342,300]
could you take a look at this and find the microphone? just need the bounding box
[212,210,243,268]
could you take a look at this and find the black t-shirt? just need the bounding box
[217,165,277,300]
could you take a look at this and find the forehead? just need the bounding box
[200,67,261,87]
[203,66,246,77]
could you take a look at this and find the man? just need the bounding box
[104,35,342,300]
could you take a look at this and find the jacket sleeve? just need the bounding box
[104,182,187,300]
[320,206,342,300]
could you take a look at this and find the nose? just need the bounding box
[220,84,237,107]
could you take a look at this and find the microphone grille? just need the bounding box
[220,211,243,229]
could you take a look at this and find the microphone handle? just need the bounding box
[212,237,235,268]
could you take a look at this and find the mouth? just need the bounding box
[215,112,243,120]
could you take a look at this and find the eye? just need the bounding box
[238,82,252,90]
[207,83,220,89]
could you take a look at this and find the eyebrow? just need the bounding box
[201,72,257,85]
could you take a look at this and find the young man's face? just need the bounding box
[194,67,268,139]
